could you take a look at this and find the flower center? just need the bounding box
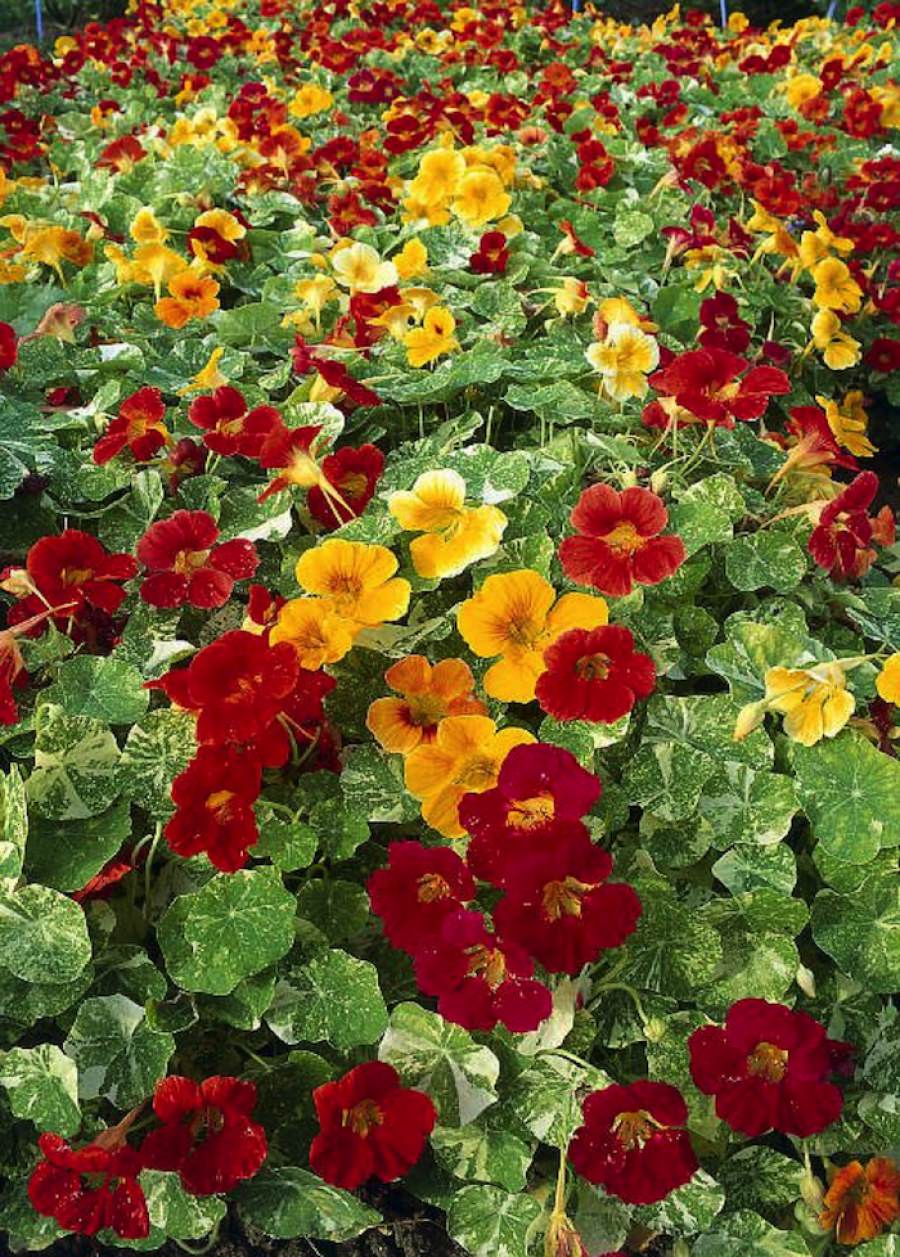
[173,547,210,574]
[339,472,368,499]
[612,1109,658,1151]
[466,943,506,989]
[206,789,236,819]
[343,1098,383,1137]
[60,565,93,587]
[406,692,447,728]
[541,876,590,920]
[746,1041,789,1083]
[455,755,497,790]
[506,616,540,647]
[507,793,555,830]
[600,522,643,555]
[416,872,451,904]
[575,652,611,682]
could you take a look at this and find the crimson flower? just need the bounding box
[459,743,600,886]
[307,444,385,530]
[141,1076,267,1196]
[28,1133,148,1239]
[0,632,26,726]
[6,529,137,629]
[865,337,900,372]
[165,745,262,872]
[809,471,893,581]
[187,386,284,458]
[536,625,656,724]
[493,832,641,974]
[568,1082,698,1205]
[470,231,509,274]
[648,347,791,427]
[257,423,322,503]
[698,292,751,353]
[559,484,686,597]
[93,387,170,466]
[782,407,859,478]
[245,583,286,633]
[367,840,476,954]
[414,909,553,1033]
[292,336,382,406]
[688,998,849,1137]
[309,1062,436,1191]
[0,320,17,370]
[136,510,259,609]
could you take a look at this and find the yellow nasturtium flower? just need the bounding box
[404,307,459,367]
[816,391,876,458]
[331,241,398,294]
[810,310,861,371]
[811,257,863,315]
[734,663,855,748]
[293,539,411,634]
[875,654,900,706]
[130,207,169,245]
[393,237,428,280]
[270,597,355,670]
[585,323,659,401]
[452,168,511,228]
[388,470,507,579]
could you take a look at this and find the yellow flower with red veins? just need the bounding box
[154,270,220,329]
[760,663,855,747]
[457,569,608,703]
[294,539,410,634]
[270,598,355,670]
[452,169,511,228]
[388,470,506,579]
[404,714,535,838]
[816,391,876,458]
[404,307,459,367]
[585,323,659,401]
[367,655,486,754]
[875,653,900,705]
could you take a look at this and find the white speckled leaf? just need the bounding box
[0,1044,80,1135]
[266,949,387,1050]
[234,1167,380,1241]
[142,1171,226,1241]
[26,704,121,821]
[0,884,91,984]
[811,873,900,994]
[794,732,900,864]
[447,1185,541,1257]
[63,994,174,1107]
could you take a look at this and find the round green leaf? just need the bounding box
[63,994,175,1108]
[0,1044,80,1136]
[811,874,900,994]
[234,1167,380,1242]
[266,949,387,1051]
[0,884,91,984]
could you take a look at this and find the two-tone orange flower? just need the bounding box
[367,656,486,754]
[456,569,608,703]
[154,270,220,329]
[820,1157,899,1246]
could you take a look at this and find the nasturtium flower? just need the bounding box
[129,206,168,245]
[404,713,535,839]
[820,1157,900,1247]
[270,597,355,670]
[816,391,876,459]
[367,840,476,954]
[553,278,590,317]
[388,469,506,579]
[21,224,93,278]
[136,510,258,609]
[294,539,410,633]
[876,653,900,705]
[154,270,220,328]
[93,386,170,465]
[132,242,188,296]
[459,742,601,885]
[808,471,892,581]
[331,240,398,293]
[585,322,659,402]
[456,569,608,703]
[536,625,657,724]
[310,1063,436,1192]
[414,908,553,1033]
[811,256,863,314]
[165,745,261,872]
[307,444,385,531]
[142,1076,267,1196]
[408,147,466,208]
[797,210,854,272]
[0,320,16,370]
[4,529,137,629]
[688,999,849,1138]
[559,484,686,598]
[393,237,428,279]
[810,309,861,370]
[403,306,459,367]
[366,655,485,754]
[568,1082,698,1206]
[187,386,281,458]
[453,168,511,227]
[760,663,855,746]
[648,347,791,427]
[28,1133,148,1239]
[288,83,333,118]
[494,830,641,974]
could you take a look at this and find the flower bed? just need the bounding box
[0,2,899,1254]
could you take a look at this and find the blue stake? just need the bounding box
[719,0,728,29]
[826,0,840,19]
[34,0,44,43]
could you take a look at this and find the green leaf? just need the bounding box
[634,1169,725,1235]
[706,618,815,702]
[693,1209,811,1256]
[378,1003,499,1127]
[266,950,387,1051]
[618,882,723,998]
[712,843,796,896]
[295,880,369,944]
[254,814,318,871]
[718,1146,802,1218]
[63,994,175,1108]
[0,766,27,885]
[447,1185,542,1257]
[97,470,164,553]
[26,797,131,893]
[811,873,900,994]
[431,1110,534,1192]
[622,742,716,822]
[613,208,655,248]
[197,969,276,1031]
[234,1167,380,1241]
[158,868,295,995]
[0,884,91,984]
[574,1184,631,1257]
[724,531,807,593]
[41,657,149,725]
[119,709,196,818]
[794,731,900,864]
[508,1053,608,1149]
[0,1044,80,1136]
[669,499,733,557]
[699,766,796,848]
[142,1171,226,1241]
[26,704,121,820]
[309,798,369,862]
[652,285,701,342]
[339,745,419,823]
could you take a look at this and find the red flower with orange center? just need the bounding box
[165,745,262,872]
[6,528,137,630]
[367,840,476,954]
[136,510,259,609]
[559,484,686,598]
[187,386,283,458]
[820,1157,900,1246]
[28,1131,148,1239]
[536,625,656,724]
[648,347,791,428]
[307,443,385,530]
[93,386,170,466]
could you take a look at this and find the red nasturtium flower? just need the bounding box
[459,743,601,886]
[536,625,656,724]
[647,347,791,427]
[307,443,385,530]
[568,1081,698,1205]
[187,386,283,458]
[0,631,27,726]
[688,998,850,1137]
[5,529,137,629]
[559,485,686,597]
[136,510,259,609]
[820,1156,900,1246]
[309,1062,436,1191]
[0,320,18,370]
[809,470,894,581]
[414,908,553,1033]
[28,1132,148,1239]
[493,832,641,974]
[367,840,476,953]
[469,230,509,274]
[165,745,262,872]
[93,387,170,465]
[141,1076,267,1196]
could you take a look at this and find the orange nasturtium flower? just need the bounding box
[388,470,507,579]
[293,539,410,634]
[819,1156,900,1247]
[154,270,220,329]
[404,714,535,838]
[270,598,355,670]
[457,569,608,703]
[367,655,485,754]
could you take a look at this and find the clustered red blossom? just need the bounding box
[368,744,641,1033]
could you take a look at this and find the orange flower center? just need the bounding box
[575,652,611,682]
[406,692,447,728]
[339,471,368,499]
[206,789,237,819]
[611,1109,658,1151]
[173,548,210,575]
[326,572,363,598]
[454,755,497,791]
[746,1041,789,1083]
[507,793,555,830]
[600,521,643,555]
[60,565,93,587]
[343,1099,384,1137]
[506,616,541,647]
[542,876,591,920]
[466,943,506,989]
[417,872,451,904]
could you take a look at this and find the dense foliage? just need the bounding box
[0,1,899,1254]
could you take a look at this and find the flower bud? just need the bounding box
[650,469,668,494]
[620,469,639,489]
[733,700,766,742]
